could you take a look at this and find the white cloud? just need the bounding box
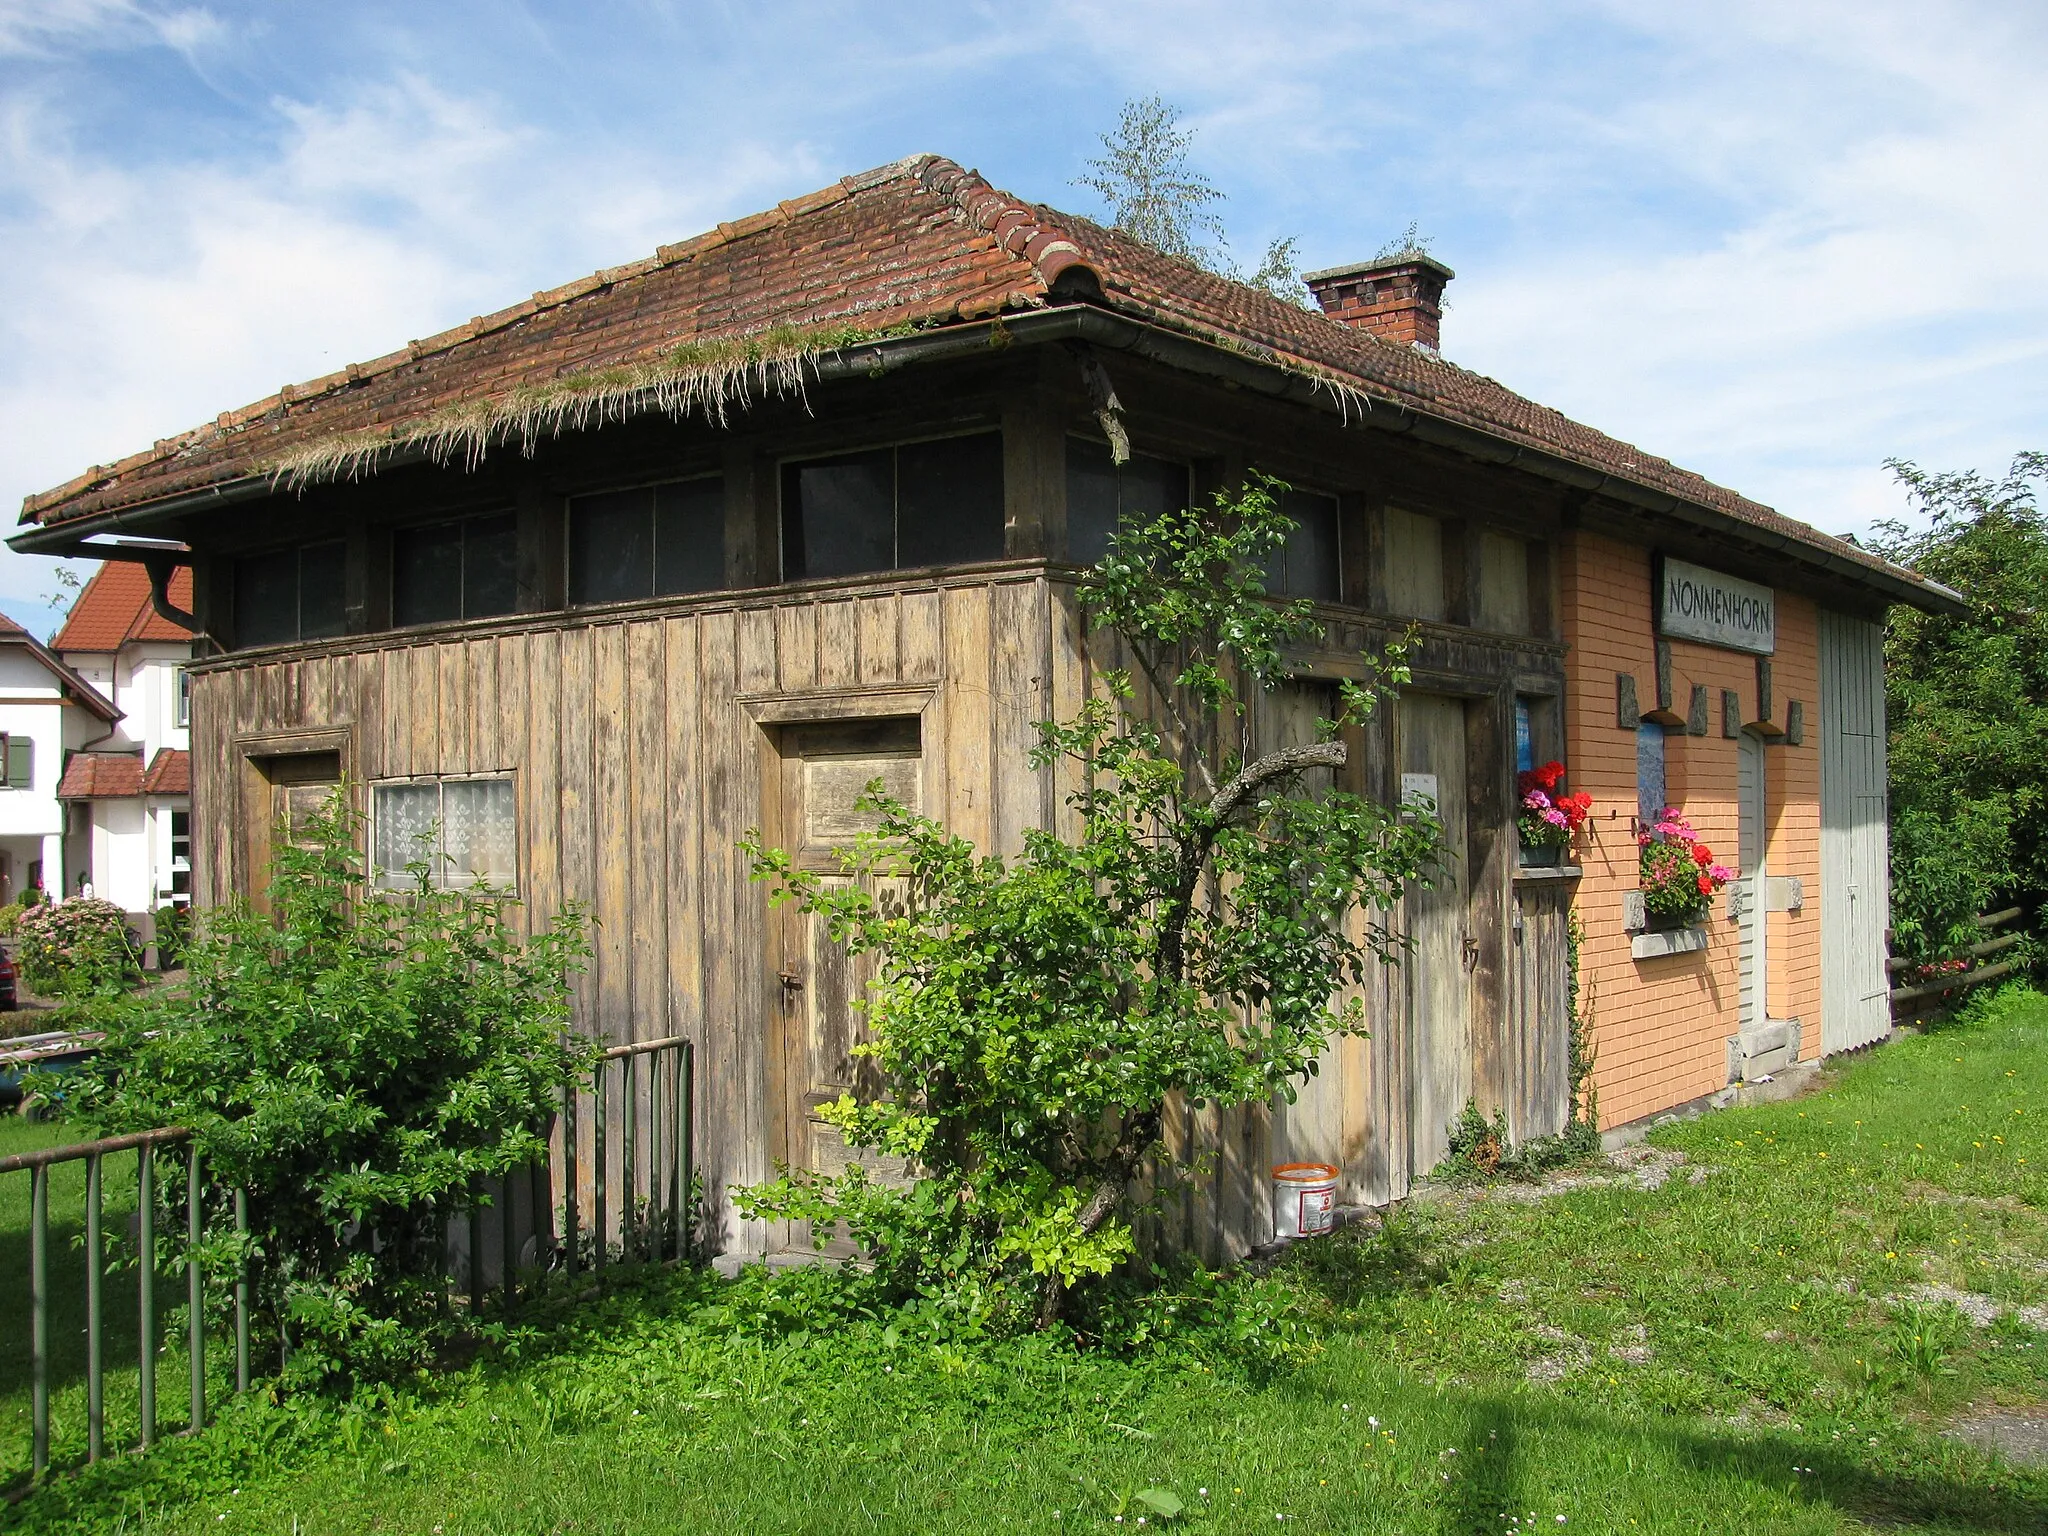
[0,57,812,610]
[0,0,221,58]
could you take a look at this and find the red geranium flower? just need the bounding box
[1692,844,1713,866]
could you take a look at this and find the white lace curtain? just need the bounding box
[372,778,516,890]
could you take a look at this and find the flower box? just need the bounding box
[1516,761,1589,869]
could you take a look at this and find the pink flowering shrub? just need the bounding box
[1638,808,1733,925]
[14,896,139,996]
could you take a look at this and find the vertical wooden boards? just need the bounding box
[467,639,502,772]
[900,589,942,685]
[1399,692,1471,1179]
[557,626,598,1035]
[519,629,563,945]
[989,579,1049,858]
[625,621,668,1045]
[1819,610,1890,1053]
[817,601,858,692]
[1385,507,1447,621]
[1476,532,1532,636]
[856,594,899,685]
[1506,880,1573,1142]
[776,604,817,693]
[591,624,633,1079]
[695,606,753,1253]
[941,584,993,851]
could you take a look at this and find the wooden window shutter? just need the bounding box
[7,737,32,790]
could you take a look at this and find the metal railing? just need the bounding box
[459,1033,697,1310]
[2,1127,250,1484]
[5,1031,694,1489]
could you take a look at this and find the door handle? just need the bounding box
[779,965,804,994]
[1462,936,1481,971]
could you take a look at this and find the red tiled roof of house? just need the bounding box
[13,155,1933,598]
[52,562,193,651]
[141,747,189,796]
[57,752,143,800]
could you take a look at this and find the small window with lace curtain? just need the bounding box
[372,776,517,891]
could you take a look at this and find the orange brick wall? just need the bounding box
[1557,531,1825,1129]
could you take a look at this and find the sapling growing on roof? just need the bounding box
[740,475,1440,1328]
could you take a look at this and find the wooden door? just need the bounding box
[1737,730,1769,1032]
[1820,611,1891,1052]
[240,750,342,906]
[770,718,921,1252]
[1398,693,1471,1177]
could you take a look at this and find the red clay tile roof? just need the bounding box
[141,747,189,796]
[52,562,194,651]
[57,753,143,800]
[13,154,1931,598]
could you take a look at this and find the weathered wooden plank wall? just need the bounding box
[193,571,1054,1257]
[191,566,1572,1264]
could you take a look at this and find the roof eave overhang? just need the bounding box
[10,303,1967,619]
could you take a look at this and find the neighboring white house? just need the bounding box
[53,562,195,920]
[0,612,121,903]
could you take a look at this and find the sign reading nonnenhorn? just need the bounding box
[1658,558,1776,654]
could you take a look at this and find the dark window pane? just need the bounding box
[570,489,654,604]
[463,514,519,618]
[898,433,1004,568]
[653,478,725,595]
[394,522,464,626]
[1264,489,1341,602]
[1065,437,1118,565]
[299,540,348,638]
[1065,440,1188,565]
[1120,454,1188,526]
[236,549,299,648]
[784,449,893,580]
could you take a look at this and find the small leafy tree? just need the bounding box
[54,791,595,1386]
[741,479,1439,1326]
[1868,452,2048,962]
[1077,96,1308,306]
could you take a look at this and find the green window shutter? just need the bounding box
[8,739,32,790]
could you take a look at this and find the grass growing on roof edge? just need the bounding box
[4,988,2046,1534]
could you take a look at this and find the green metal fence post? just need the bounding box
[187,1144,205,1431]
[87,1150,104,1460]
[30,1163,49,1479]
[139,1142,156,1449]
[682,1042,695,1262]
[563,1082,579,1275]
[593,1058,608,1276]
[623,1050,638,1261]
[234,1187,250,1394]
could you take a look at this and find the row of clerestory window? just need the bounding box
[230,432,1344,648]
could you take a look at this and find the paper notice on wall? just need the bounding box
[1400,772,1439,812]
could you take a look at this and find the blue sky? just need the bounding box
[2,0,2043,637]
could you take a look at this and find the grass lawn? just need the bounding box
[5,989,2046,1534]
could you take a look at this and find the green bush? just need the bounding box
[51,790,596,1389]
[151,901,192,969]
[1872,452,2048,963]
[741,478,1439,1329]
[13,896,138,996]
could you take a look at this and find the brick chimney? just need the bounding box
[1303,255,1455,353]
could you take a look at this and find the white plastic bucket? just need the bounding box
[1271,1162,1339,1240]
